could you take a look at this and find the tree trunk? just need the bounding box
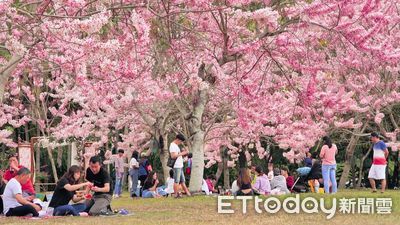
[339,138,357,189]
[160,133,170,183]
[393,151,400,188]
[357,146,372,188]
[0,55,22,103]
[351,159,356,188]
[187,85,208,192]
[214,147,225,186]
[67,144,72,167]
[57,146,63,168]
[188,129,205,192]
[338,124,367,188]
[223,148,230,189]
[47,146,59,182]
[215,162,223,186]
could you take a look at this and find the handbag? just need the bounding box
[167,153,176,168]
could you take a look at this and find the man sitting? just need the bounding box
[2,167,41,217]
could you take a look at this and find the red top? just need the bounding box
[205,179,214,192]
[3,166,35,195]
[286,176,294,189]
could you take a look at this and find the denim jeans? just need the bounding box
[129,169,139,197]
[322,164,337,194]
[53,203,86,216]
[142,187,168,198]
[114,172,123,196]
[172,168,185,184]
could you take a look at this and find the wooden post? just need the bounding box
[67,144,72,167]
[35,142,40,192]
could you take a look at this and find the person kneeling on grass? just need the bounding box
[142,171,167,198]
[2,167,41,217]
[85,156,113,216]
[49,165,92,216]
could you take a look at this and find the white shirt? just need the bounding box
[169,142,183,168]
[231,180,239,194]
[202,179,210,195]
[129,158,139,169]
[3,178,22,214]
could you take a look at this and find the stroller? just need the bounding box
[290,160,323,193]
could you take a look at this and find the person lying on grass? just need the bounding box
[48,165,92,216]
[2,167,41,217]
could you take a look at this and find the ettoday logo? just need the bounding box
[217,195,392,219]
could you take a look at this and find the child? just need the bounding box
[205,175,217,193]
[165,169,175,196]
[185,153,193,176]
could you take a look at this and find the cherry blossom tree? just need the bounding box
[1,0,400,192]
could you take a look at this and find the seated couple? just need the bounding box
[3,156,113,217]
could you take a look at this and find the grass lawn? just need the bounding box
[1,190,399,225]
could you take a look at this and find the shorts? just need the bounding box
[173,168,185,184]
[368,164,386,180]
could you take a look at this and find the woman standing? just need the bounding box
[319,136,338,194]
[129,151,140,197]
[49,166,92,216]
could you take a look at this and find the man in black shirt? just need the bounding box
[85,156,112,215]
